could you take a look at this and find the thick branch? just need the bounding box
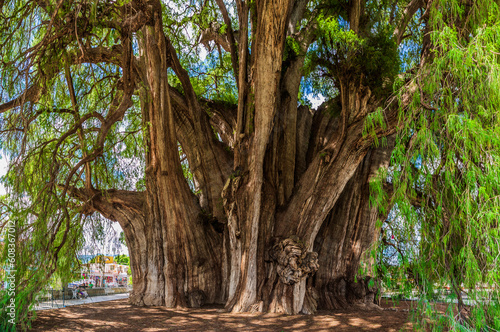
[0,45,123,114]
[0,85,40,113]
[393,0,424,45]
[64,63,93,190]
[276,82,405,249]
[349,0,365,34]
[214,0,239,82]
[166,34,232,219]
[287,0,309,35]
[170,85,237,140]
[233,0,249,167]
[65,186,145,221]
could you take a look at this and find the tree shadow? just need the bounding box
[29,299,413,331]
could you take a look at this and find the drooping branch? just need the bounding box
[52,32,136,219]
[0,45,124,114]
[64,63,92,190]
[0,0,154,122]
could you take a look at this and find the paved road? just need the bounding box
[34,292,129,310]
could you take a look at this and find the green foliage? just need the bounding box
[304,8,400,98]
[0,1,144,328]
[355,29,400,95]
[377,1,500,329]
[1,195,85,331]
[161,0,238,104]
[119,231,127,247]
[363,107,387,147]
[115,254,130,266]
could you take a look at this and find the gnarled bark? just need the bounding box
[225,0,295,313]
[28,0,425,316]
[127,11,223,308]
[314,137,394,310]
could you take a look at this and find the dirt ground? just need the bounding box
[29,298,418,332]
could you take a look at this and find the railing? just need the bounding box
[33,287,130,310]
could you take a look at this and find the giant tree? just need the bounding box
[1,0,499,329]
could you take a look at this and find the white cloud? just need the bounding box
[308,94,326,109]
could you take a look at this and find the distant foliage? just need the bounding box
[115,254,130,266]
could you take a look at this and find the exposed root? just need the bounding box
[270,236,319,285]
[301,286,319,314]
[318,276,382,310]
[249,301,264,313]
[187,290,206,308]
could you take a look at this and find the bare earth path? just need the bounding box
[28,299,414,331]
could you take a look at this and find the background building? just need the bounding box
[70,256,130,288]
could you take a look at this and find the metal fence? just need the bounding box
[33,287,130,310]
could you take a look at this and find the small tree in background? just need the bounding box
[115,254,130,266]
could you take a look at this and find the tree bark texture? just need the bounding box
[128,11,224,307]
[50,0,422,314]
[314,137,394,310]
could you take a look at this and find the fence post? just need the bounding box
[63,287,65,307]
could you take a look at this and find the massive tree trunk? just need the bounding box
[314,137,394,310]
[123,12,224,307]
[48,0,420,314]
[0,0,444,325]
[121,1,398,313]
